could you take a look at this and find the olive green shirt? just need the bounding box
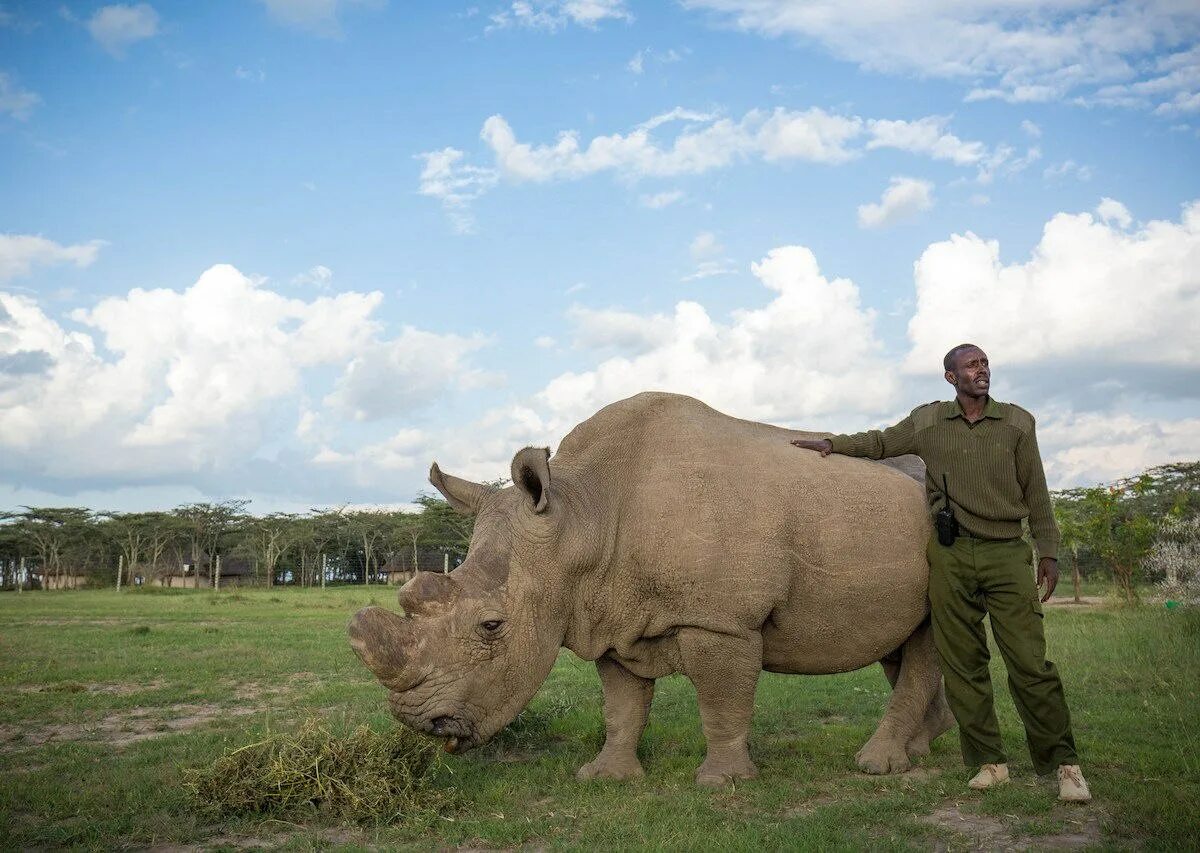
[828,397,1060,559]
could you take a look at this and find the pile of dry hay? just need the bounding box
[182,717,455,824]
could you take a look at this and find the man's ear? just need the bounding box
[511,446,551,513]
[944,370,957,387]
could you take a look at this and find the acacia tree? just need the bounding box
[238,512,298,587]
[1080,485,1154,604]
[173,501,250,588]
[6,507,93,589]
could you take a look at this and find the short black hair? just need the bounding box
[943,343,982,372]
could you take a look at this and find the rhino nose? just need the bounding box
[348,606,419,692]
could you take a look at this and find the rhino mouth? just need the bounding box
[424,712,479,754]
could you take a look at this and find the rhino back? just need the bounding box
[554,393,931,674]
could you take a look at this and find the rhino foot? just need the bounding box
[576,752,645,782]
[855,736,911,775]
[695,756,759,788]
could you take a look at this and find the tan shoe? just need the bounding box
[1057,764,1091,802]
[968,762,1010,790]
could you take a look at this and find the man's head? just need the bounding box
[943,343,990,399]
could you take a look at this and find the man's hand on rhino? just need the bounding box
[791,438,834,456]
[1037,557,1059,602]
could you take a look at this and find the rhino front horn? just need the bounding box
[348,606,420,692]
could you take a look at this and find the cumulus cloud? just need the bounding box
[488,0,632,32]
[0,234,106,281]
[905,198,1200,376]
[0,72,40,121]
[324,327,496,421]
[0,265,492,492]
[514,246,897,442]
[291,264,334,289]
[87,4,160,57]
[857,177,934,229]
[1039,411,1200,487]
[681,0,1200,113]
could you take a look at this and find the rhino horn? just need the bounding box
[347,606,420,692]
[429,462,495,515]
[397,571,460,617]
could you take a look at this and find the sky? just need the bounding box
[1,0,1198,513]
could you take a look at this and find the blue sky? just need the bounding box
[1,0,1198,512]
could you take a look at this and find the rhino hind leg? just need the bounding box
[678,629,762,788]
[855,619,946,774]
[577,656,654,781]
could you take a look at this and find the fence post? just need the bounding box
[443,552,449,574]
[321,553,327,589]
[117,554,123,591]
[215,554,221,591]
[18,556,24,594]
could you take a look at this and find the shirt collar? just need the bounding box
[944,397,1004,420]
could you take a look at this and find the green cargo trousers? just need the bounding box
[927,533,1078,775]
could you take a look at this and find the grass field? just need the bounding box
[1,585,1197,851]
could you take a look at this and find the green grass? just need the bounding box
[1,586,1197,850]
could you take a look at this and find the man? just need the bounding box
[791,343,1090,803]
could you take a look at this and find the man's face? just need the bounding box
[945,347,990,398]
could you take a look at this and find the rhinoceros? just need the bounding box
[349,392,953,786]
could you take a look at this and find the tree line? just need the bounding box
[1052,461,1200,603]
[0,495,475,590]
[2,461,1197,599]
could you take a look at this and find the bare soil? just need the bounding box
[0,703,257,751]
[920,801,1103,850]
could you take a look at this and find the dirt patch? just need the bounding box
[0,703,257,752]
[920,801,1103,850]
[145,828,363,852]
[15,679,169,696]
[782,793,838,819]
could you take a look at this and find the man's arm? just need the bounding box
[1016,417,1061,600]
[791,413,918,460]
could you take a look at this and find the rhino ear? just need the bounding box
[429,462,495,515]
[511,446,551,513]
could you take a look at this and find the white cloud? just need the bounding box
[0,234,105,281]
[87,4,160,57]
[1095,197,1132,229]
[865,116,986,166]
[857,177,934,229]
[259,0,378,35]
[324,326,496,421]
[419,106,998,226]
[682,0,1200,113]
[488,0,631,32]
[904,198,1200,373]
[1021,119,1042,138]
[638,189,685,209]
[0,265,492,488]
[627,46,685,74]
[534,335,556,348]
[1040,411,1200,487]
[682,230,737,279]
[1043,159,1093,181]
[415,147,500,233]
[516,246,897,442]
[291,264,334,289]
[0,72,40,121]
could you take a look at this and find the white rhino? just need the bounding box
[349,392,953,786]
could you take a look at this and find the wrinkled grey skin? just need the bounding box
[349,392,952,786]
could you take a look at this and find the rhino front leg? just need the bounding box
[679,628,762,788]
[577,656,654,781]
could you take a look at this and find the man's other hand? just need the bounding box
[791,438,834,456]
[1037,557,1059,602]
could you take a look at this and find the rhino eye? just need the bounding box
[480,619,505,633]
